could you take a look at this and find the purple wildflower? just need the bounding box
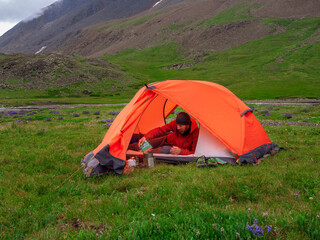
[108,111,120,115]
[82,110,90,114]
[57,117,64,120]
[260,110,269,114]
[8,111,18,116]
[103,123,112,128]
[284,113,292,119]
[44,118,52,121]
[27,117,32,120]
[73,113,80,117]
[18,110,27,115]
[268,106,274,110]
[94,111,100,115]
[267,225,272,233]
[106,118,113,122]
[50,110,61,114]
[247,219,264,236]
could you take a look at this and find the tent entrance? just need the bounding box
[195,124,234,158]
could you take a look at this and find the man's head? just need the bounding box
[176,112,191,135]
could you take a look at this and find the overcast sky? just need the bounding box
[0,0,58,36]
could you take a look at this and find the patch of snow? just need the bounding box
[35,46,47,54]
[153,0,164,7]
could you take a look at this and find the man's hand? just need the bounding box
[170,146,181,155]
[138,136,146,146]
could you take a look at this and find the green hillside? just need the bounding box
[103,17,320,100]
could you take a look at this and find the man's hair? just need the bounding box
[176,112,191,125]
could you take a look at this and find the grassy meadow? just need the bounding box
[0,103,319,239]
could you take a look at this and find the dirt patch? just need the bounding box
[244,99,320,105]
[0,103,127,112]
[261,120,319,127]
[58,218,109,237]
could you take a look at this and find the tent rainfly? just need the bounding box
[81,80,279,176]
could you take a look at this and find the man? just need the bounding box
[129,112,199,155]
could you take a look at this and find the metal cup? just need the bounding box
[144,152,155,168]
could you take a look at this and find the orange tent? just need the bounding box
[82,80,279,175]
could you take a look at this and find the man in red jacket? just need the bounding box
[130,112,199,155]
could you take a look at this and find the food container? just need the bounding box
[127,157,137,167]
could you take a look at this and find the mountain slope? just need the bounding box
[0,0,319,57]
[57,0,320,57]
[0,0,161,54]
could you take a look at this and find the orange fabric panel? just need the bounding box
[93,88,154,157]
[242,112,271,154]
[134,94,167,134]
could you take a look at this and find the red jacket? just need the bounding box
[145,118,199,155]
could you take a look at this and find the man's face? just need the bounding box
[177,124,189,135]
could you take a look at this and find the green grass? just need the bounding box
[198,1,261,26]
[0,104,319,239]
[103,17,320,100]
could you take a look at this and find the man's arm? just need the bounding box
[144,121,175,140]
